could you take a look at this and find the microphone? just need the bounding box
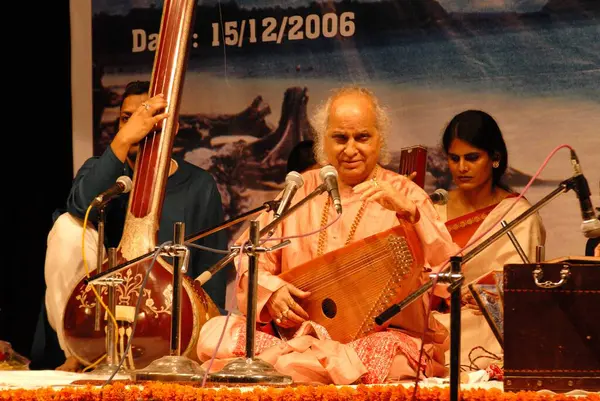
[428,188,449,205]
[320,165,342,214]
[570,150,600,238]
[91,176,133,208]
[267,171,304,237]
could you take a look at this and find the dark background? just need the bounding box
[1,0,597,370]
[1,0,73,367]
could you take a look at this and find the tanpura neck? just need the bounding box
[127,158,178,176]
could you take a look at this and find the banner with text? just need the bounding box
[80,0,600,258]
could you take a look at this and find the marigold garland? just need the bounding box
[0,382,598,401]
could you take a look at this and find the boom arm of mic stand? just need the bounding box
[259,183,327,237]
[185,200,281,244]
[85,200,281,285]
[375,177,575,325]
[196,183,328,286]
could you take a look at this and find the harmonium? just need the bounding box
[501,256,600,393]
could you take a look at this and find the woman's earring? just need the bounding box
[492,161,500,168]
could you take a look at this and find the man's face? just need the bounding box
[323,93,381,186]
[119,93,149,160]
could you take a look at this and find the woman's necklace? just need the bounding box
[455,187,504,215]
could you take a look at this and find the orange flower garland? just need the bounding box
[1,382,598,401]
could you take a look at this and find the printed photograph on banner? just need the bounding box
[88,0,600,257]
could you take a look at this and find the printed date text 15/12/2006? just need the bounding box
[212,12,356,47]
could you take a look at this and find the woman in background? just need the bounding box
[432,110,546,372]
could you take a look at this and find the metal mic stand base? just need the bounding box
[133,355,206,382]
[206,357,292,385]
[205,220,292,386]
[90,362,130,377]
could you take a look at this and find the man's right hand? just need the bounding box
[266,284,311,329]
[111,94,169,162]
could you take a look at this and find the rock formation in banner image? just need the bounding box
[97,86,556,239]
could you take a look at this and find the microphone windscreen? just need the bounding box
[286,171,305,187]
[117,176,133,193]
[319,165,338,180]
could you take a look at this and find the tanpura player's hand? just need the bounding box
[266,283,311,329]
[112,94,169,160]
[353,177,419,222]
[120,94,169,143]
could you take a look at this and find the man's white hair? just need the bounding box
[311,86,391,166]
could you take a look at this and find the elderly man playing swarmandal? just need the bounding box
[196,87,459,384]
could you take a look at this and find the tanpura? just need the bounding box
[61,0,219,370]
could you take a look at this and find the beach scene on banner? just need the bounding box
[92,0,600,258]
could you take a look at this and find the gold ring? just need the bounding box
[372,178,379,188]
[282,309,289,317]
[142,102,150,110]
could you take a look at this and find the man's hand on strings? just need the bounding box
[266,283,311,328]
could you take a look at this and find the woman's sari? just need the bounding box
[432,195,546,372]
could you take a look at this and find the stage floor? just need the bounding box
[0,370,597,400]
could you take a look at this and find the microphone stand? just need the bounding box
[195,183,328,287]
[185,200,281,244]
[205,183,329,385]
[85,184,327,383]
[86,200,281,286]
[90,247,127,375]
[375,176,578,401]
[133,222,206,381]
[83,199,276,381]
[260,183,327,237]
[93,207,106,332]
[205,221,293,385]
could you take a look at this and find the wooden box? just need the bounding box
[503,257,600,393]
[398,145,427,189]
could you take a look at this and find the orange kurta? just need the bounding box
[197,166,459,384]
